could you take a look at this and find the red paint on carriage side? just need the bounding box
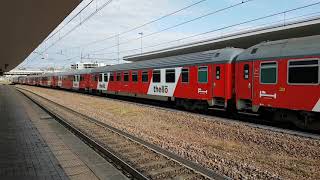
[52,76,58,88]
[89,74,99,91]
[255,58,319,112]
[79,74,91,90]
[236,57,320,112]
[174,65,213,100]
[62,75,73,89]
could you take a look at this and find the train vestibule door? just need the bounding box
[236,62,253,110]
[213,64,225,98]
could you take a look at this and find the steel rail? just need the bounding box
[17,87,229,180]
[17,85,320,140]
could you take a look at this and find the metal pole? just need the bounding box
[139,32,143,54]
[117,33,120,64]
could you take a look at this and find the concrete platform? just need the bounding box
[0,84,129,180]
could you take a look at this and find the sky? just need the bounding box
[18,0,320,70]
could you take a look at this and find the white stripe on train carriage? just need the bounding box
[147,67,182,97]
[312,98,320,112]
[97,73,110,91]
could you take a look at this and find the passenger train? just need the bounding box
[14,35,320,130]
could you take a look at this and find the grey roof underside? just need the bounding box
[91,48,243,73]
[237,35,320,61]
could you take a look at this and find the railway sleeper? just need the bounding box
[117,146,140,154]
[138,160,169,169]
[147,166,185,179]
[162,173,202,180]
[129,154,161,164]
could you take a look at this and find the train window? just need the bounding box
[166,69,175,83]
[80,75,84,81]
[243,64,249,80]
[99,74,103,82]
[216,66,221,80]
[198,66,208,83]
[92,75,97,81]
[260,62,277,84]
[132,72,138,82]
[124,72,129,82]
[288,59,319,84]
[104,74,108,82]
[153,70,161,83]
[142,71,148,82]
[181,68,189,83]
[251,48,258,54]
[110,73,114,81]
[116,72,121,81]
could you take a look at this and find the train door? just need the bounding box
[123,72,130,93]
[213,64,225,97]
[73,75,80,89]
[236,61,253,110]
[97,73,108,91]
[237,62,253,99]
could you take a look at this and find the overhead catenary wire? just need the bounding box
[58,0,209,52]
[26,0,206,67]
[90,3,320,57]
[43,0,95,43]
[32,10,319,69]
[23,1,320,69]
[43,0,114,53]
[27,0,114,67]
[88,0,256,54]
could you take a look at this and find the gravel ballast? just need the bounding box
[17,85,320,180]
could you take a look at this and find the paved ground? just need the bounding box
[0,84,129,180]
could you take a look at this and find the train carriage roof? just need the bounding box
[236,35,320,61]
[58,68,93,76]
[91,47,243,73]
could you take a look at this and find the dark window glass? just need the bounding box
[181,68,189,83]
[132,72,138,82]
[99,74,103,82]
[251,48,258,54]
[110,73,114,81]
[216,66,221,80]
[116,73,121,81]
[80,75,84,81]
[289,60,318,66]
[166,69,175,83]
[92,75,98,81]
[198,66,208,83]
[215,53,220,57]
[260,62,277,84]
[142,71,148,82]
[104,74,108,82]
[288,60,319,84]
[244,64,249,80]
[124,72,129,82]
[153,70,161,83]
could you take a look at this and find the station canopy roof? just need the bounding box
[0,0,82,74]
[124,17,320,62]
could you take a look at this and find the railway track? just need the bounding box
[23,85,319,140]
[17,88,228,180]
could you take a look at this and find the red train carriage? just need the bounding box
[235,35,320,129]
[18,35,320,130]
[60,73,73,90]
[72,69,92,92]
[91,47,243,110]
